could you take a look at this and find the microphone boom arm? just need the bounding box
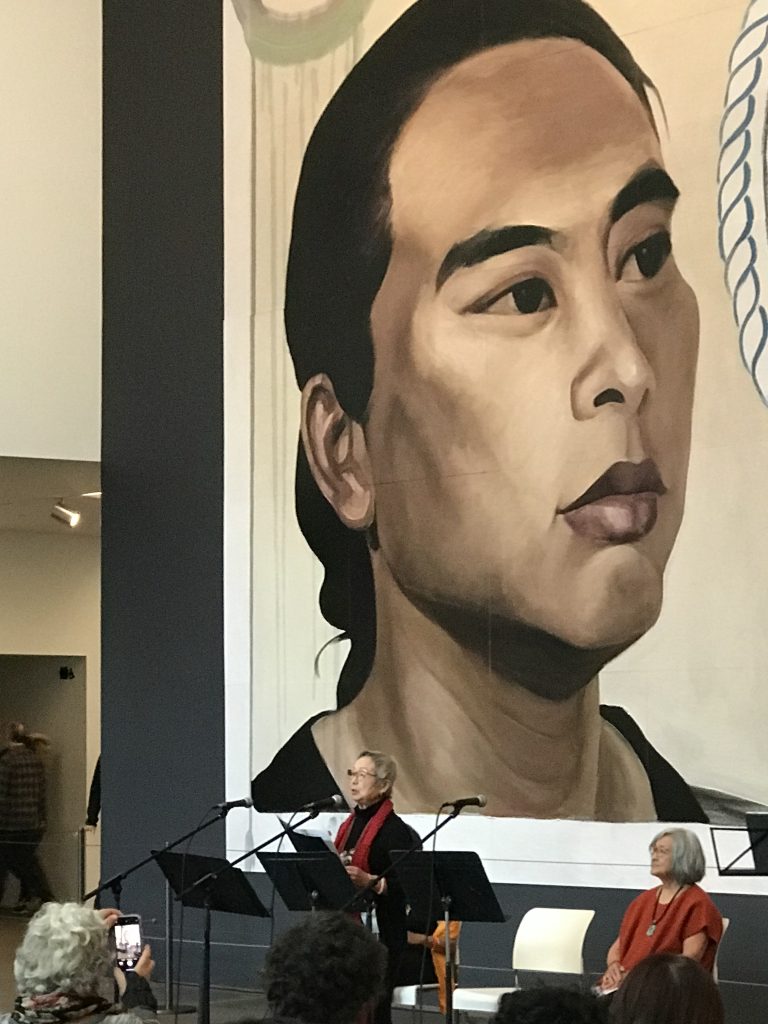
[176,809,323,901]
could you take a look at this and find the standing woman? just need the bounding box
[600,829,723,992]
[335,751,414,1024]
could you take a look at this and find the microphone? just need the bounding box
[215,797,254,811]
[442,794,487,812]
[301,794,347,812]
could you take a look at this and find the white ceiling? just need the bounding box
[0,456,101,536]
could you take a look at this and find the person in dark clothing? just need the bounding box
[0,723,55,913]
[263,910,386,1024]
[86,756,101,827]
[334,751,415,1024]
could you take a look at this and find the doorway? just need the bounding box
[0,654,87,905]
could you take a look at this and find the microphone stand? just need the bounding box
[82,807,230,907]
[83,806,238,1018]
[175,809,329,1024]
[176,809,323,901]
[341,803,469,1024]
[341,803,465,912]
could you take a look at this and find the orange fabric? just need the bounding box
[619,884,723,973]
[431,920,461,1013]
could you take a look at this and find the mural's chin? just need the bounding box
[542,550,664,653]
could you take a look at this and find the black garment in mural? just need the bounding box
[251,705,708,823]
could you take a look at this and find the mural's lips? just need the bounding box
[559,459,667,544]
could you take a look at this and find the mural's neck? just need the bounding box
[313,576,655,820]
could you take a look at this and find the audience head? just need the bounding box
[263,911,386,1024]
[9,721,27,744]
[610,953,724,1024]
[6,721,49,751]
[14,903,114,1000]
[495,987,605,1024]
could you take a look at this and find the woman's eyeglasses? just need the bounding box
[347,769,376,780]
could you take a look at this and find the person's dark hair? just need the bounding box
[609,954,724,1024]
[263,911,386,1024]
[494,987,606,1024]
[286,0,657,707]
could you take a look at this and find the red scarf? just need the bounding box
[334,798,393,873]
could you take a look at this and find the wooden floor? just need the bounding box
[0,915,25,1012]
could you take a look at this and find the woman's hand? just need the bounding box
[97,907,120,929]
[134,945,155,980]
[600,961,625,991]
[345,865,373,888]
[345,865,386,893]
[114,945,154,999]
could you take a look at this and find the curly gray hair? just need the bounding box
[14,902,114,997]
[650,828,706,886]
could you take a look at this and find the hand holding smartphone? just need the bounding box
[112,914,143,972]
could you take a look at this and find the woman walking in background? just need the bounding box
[0,722,55,913]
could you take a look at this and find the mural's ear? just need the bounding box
[300,373,375,531]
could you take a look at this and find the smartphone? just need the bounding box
[112,914,142,972]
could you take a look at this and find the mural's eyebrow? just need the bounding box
[436,225,554,290]
[610,165,680,225]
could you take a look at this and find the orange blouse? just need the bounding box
[619,884,723,973]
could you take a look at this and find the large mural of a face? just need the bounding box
[231,0,766,823]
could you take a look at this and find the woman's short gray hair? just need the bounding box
[650,828,706,885]
[14,902,113,997]
[359,750,397,795]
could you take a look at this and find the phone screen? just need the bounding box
[113,916,142,971]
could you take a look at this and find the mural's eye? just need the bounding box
[477,276,556,315]
[621,231,672,281]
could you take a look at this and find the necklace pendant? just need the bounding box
[646,923,656,936]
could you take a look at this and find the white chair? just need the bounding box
[392,983,438,1008]
[452,907,595,1016]
[713,916,729,983]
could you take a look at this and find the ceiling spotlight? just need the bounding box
[51,503,81,528]
[81,491,102,499]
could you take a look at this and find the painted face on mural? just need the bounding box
[362,39,698,656]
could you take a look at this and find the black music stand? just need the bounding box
[711,819,768,877]
[154,851,269,1024]
[392,851,506,1024]
[258,850,359,912]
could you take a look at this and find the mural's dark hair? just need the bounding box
[285,0,657,709]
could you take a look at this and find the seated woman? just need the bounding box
[600,829,722,993]
[0,902,158,1024]
[609,953,724,1024]
[406,920,461,1013]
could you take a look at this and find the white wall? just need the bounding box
[0,2,101,460]
[0,531,100,890]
